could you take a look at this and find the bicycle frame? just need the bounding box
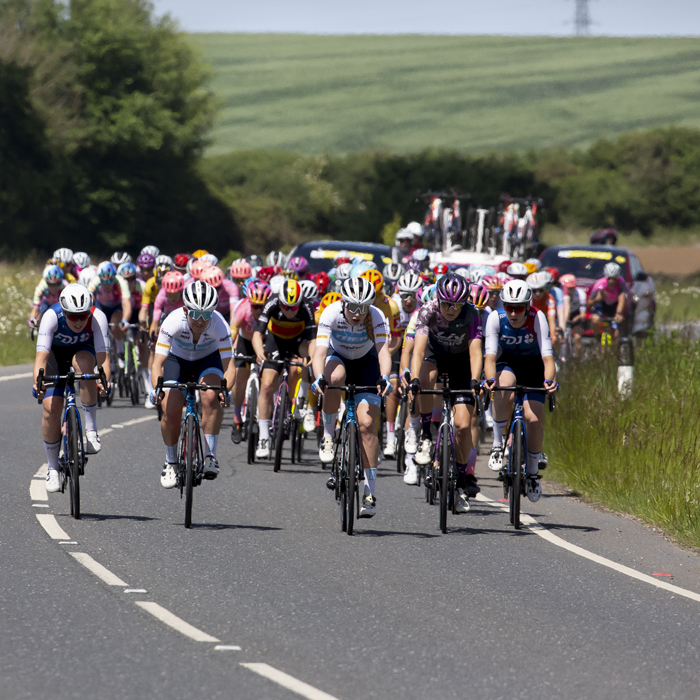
[270,355,305,471]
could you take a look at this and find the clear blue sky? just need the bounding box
[152,0,700,36]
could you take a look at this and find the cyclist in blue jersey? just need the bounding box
[483,280,558,502]
[33,284,111,493]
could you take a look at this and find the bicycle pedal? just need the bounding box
[497,470,505,482]
[326,477,336,491]
[538,460,547,470]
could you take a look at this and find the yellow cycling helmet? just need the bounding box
[279,279,302,307]
[318,291,342,313]
[154,262,172,282]
[192,249,209,259]
[524,262,538,275]
[360,268,384,293]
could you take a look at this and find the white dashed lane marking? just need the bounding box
[70,552,128,586]
[135,602,220,643]
[0,372,32,382]
[241,663,340,700]
[36,513,71,540]
[29,480,47,501]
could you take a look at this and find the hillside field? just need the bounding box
[188,34,700,156]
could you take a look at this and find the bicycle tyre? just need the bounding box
[511,421,523,529]
[338,427,348,532]
[347,424,357,536]
[273,384,287,473]
[184,414,195,528]
[66,407,81,519]
[395,398,407,473]
[439,425,449,534]
[247,383,258,464]
[290,417,298,464]
[130,372,139,405]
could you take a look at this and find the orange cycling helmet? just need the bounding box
[229,260,252,280]
[482,274,503,291]
[318,291,342,313]
[189,259,212,280]
[546,266,560,282]
[192,249,209,259]
[470,283,490,309]
[360,268,384,293]
[162,270,184,294]
[201,265,224,288]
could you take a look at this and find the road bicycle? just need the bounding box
[412,374,478,534]
[154,375,228,529]
[494,385,555,529]
[268,355,305,472]
[232,354,261,464]
[326,384,379,536]
[112,323,146,405]
[464,207,495,254]
[417,190,471,255]
[394,387,409,474]
[498,195,544,260]
[35,365,108,519]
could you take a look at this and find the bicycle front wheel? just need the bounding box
[395,398,407,473]
[347,424,357,536]
[510,421,523,529]
[66,407,81,519]
[247,383,258,464]
[184,414,195,528]
[273,384,287,472]
[439,425,449,534]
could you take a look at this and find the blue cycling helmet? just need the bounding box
[118,262,137,279]
[43,265,64,284]
[98,261,117,282]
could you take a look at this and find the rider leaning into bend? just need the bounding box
[311,276,393,519]
[151,281,234,488]
[409,273,484,512]
[483,280,558,503]
[33,284,111,492]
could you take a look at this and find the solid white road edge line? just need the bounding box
[36,513,70,540]
[70,552,128,586]
[29,480,47,501]
[240,663,340,700]
[135,602,220,643]
[475,493,700,604]
[0,372,32,382]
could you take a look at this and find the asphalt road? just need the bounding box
[3,362,700,700]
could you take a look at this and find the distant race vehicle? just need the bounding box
[286,241,393,274]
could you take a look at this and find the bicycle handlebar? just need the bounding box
[492,385,556,412]
[156,376,228,394]
[35,366,108,403]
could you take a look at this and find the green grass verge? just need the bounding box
[544,336,700,548]
[655,277,700,323]
[0,261,42,367]
[189,34,700,155]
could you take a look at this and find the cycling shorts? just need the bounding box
[424,352,475,406]
[94,301,122,323]
[590,301,618,326]
[128,307,140,326]
[568,311,583,327]
[163,351,223,396]
[263,333,307,373]
[326,347,381,407]
[496,351,545,404]
[44,344,96,399]
[234,336,255,369]
[390,352,401,379]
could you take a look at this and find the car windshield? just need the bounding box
[290,243,392,274]
[540,248,627,280]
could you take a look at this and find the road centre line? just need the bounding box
[240,663,340,700]
[36,513,70,540]
[120,415,158,427]
[135,602,220,642]
[0,372,32,382]
[70,552,128,586]
[475,494,700,604]
[29,480,47,501]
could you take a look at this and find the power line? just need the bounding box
[574,0,592,36]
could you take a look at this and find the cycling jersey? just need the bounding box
[374,292,401,339]
[530,293,556,317]
[126,279,145,309]
[33,280,68,308]
[152,288,185,323]
[414,299,482,356]
[37,303,109,354]
[589,277,627,306]
[230,298,258,341]
[256,299,315,341]
[391,293,420,333]
[88,275,130,308]
[155,309,233,362]
[484,307,553,358]
[141,277,160,308]
[401,308,421,348]
[316,301,389,360]
[185,278,240,316]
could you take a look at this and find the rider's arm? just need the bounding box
[483,308,501,381]
[377,341,392,379]
[117,276,132,321]
[543,354,556,383]
[469,337,483,381]
[615,290,627,317]
[33,350,51,396]
[151,352,167,385]
[252,331,265,365]
[312,342,328,379]
[91,309,112,385]
[221,356,235,392]
[410,334,428,380]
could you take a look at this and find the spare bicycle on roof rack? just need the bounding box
[494,194,545,261]
[416,190,471,255]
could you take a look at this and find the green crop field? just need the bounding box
[188,34,700,156]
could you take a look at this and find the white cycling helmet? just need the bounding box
[155,254,173,268]
[183,280,218,314]
[60,283,92,314]
[200,253,219,267]
[341,276,376,306]
[110,251,132,265]
[78,265,98,287]
[454,267,470,279]
[525,258,542,271]
[470,267,487,284]
[526,271,552,290]
[501,279,533,305]
[397,270,422,294]
[53,247,74,264]
[267,251,286,267]
[406,221,423,236]
[412,248,429,262]
[395,228,413,243]
[269,274,286,295]
[335,262,353,280]
[334,249,351,262]
[140,245,160,258]
[507,262,528,278]
[299,279,318,302]
[383,262,404,282]
[73,252,90,269]
[604,262,621,278]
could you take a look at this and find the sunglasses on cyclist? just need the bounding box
[400,293,416,300]
[188,309,213,321]
[346,303,369,315]
[504,304,527,314]
[439,301,464,311]
[281,303,300,311]
[65,312,90,323]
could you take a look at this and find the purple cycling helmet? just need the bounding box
[287,255,309,275]
[436,272,470,304]
[404,258,422,272]
[137,252,155,269]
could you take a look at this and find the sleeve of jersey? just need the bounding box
[535,310,554,357]
[302,303,317,340]
[413,303,432,337]
[117,276,130,301]
[484,310,501,356]
[387,299,401,337]
[36,309,59,353]
[33,281,46,307]
[91,310,109,354]
[87,277,99,295]
[152,289,166,322]
[315,306,333,348]
[255,300,274,334]
[224,279,240,300]
[155,315,174,356]
[373,308,390,345]
[216,316,234,359]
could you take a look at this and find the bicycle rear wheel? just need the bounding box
[290,416,298,464]
[338,427,348,532]
[273,385,287,473]
[66,407,81,519]
[346,425,357,536]
[395,397,407,473]
[246,384,258,464]
[510,421,523,529]
[130,372,139,405]
[184,414,195,528]
[439,425,449,534]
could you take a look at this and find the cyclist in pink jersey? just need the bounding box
[88,262,132,361]
[152,277,186,328]
[199,266,239,324]
[229,281,271,443]
[587,262,628,346]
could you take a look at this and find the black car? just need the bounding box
[287,240,393,274]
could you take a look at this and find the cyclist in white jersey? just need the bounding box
[311,277,392,519]
[151,281,234,488]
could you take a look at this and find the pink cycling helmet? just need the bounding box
[201,265,224,288]
[162,271,184,294]
[246,280,272,305]
[229,260,252,280]
[189,259,212,281]
[470,283,490,309]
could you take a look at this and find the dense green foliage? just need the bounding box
[545,336,700,548]
[189,34,700,156]
[0,0,240,256]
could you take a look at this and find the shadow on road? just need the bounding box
[78,513,158,522]
[187,523,283,531]
[358,529,440,539]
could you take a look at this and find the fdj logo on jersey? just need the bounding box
[54,331,92,345]
[503,334,534,346]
